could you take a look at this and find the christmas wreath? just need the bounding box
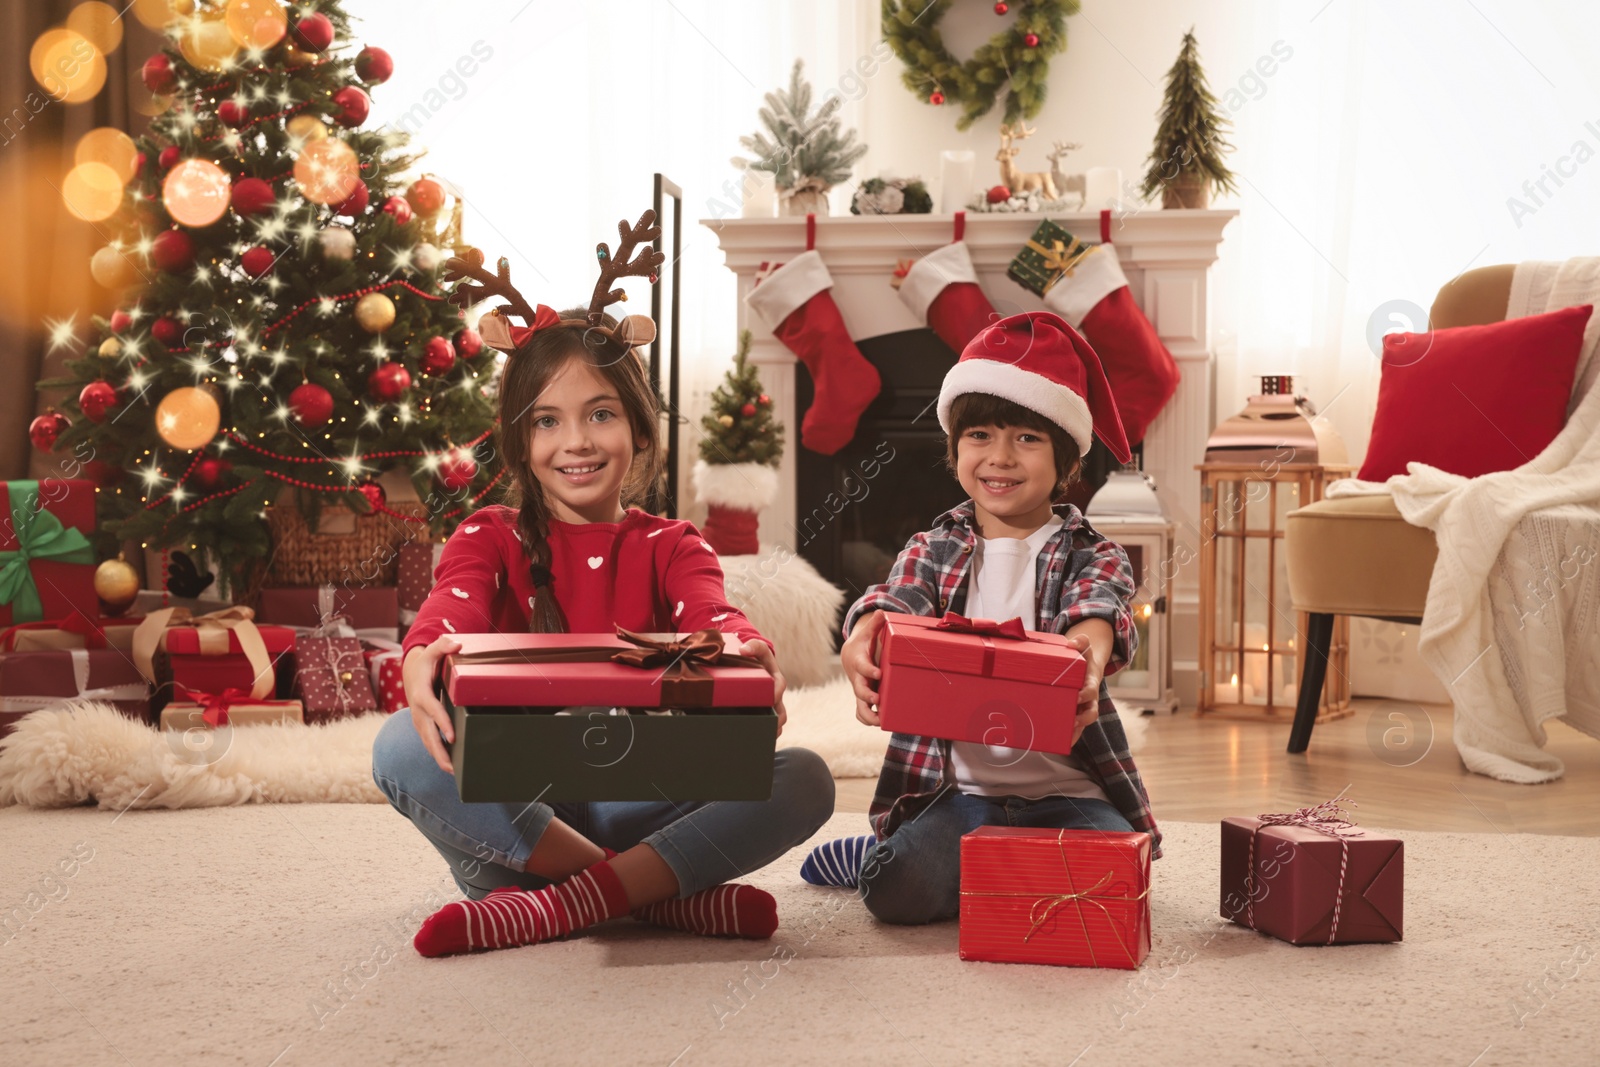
[882,0,1080,131]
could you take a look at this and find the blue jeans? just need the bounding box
[858,789,1135,925]
[371,711,835,901]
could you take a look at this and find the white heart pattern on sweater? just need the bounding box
[528,596,537,611]
[588,556,603,569]
[674,601,684,617]
[647,528,664,538]
[442,619,456,633]
[712,612,728,622]
[463,525,480,533]
[450,587,470,599]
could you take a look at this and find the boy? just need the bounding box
[800,311,1161,924]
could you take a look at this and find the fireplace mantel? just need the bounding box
[700,208,1237,705]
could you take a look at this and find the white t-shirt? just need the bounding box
[946,515,1109,802]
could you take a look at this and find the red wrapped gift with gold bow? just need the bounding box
[875,611,1087,752]
[132,605,295,701]
[959,826,1152,969]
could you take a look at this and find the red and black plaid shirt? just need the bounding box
[843,500,1162,858]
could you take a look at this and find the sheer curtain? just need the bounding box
[344,0,863,515]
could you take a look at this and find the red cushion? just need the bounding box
[1358,304,1592,481]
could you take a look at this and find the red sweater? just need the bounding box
[401,505,769,669]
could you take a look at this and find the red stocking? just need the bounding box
[747,249,881,455]
[1042,219,1179,447]
[896,220,998,356]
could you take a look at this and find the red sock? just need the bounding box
[413,859,629,957]
[633,884,779,940]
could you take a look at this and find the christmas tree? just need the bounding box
[1139,27,1238,207]
[698,331,782,467]
[33,0,498,597]
[735,60,867,213]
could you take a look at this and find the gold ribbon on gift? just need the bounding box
[959,828,1149,967]
[131,605,276,700]
[450,626,765,708]
[1024,237,1095,295]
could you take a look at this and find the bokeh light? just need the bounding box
[155,386,223,451]
[178,16,238,72]
[62,162,125,221]
[294,138,360,205]
[30,28,107,104]
[65,2,123,55]
[224,0,287,49]
[132,0,179,30]
[163,158,232,227]
[76,127,139,183]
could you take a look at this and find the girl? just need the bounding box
[797,311,1160,923]
[372,220,834,956]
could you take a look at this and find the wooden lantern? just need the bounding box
[1087,463,1178,714]
[1197,376,1353,722]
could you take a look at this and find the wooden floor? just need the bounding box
[834,698,1600,835]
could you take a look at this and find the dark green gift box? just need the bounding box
[442,630,778,803]
[1006,218,1097,297]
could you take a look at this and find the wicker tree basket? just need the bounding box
[264,499,429,588]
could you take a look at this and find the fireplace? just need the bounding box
[700,210,1236,704]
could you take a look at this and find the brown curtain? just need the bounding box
[0,4,158,479]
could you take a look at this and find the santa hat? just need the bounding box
[937,311,1131,464]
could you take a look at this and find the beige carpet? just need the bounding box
[2,807,1594,1067]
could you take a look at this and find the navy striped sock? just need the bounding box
[800,835,873,887]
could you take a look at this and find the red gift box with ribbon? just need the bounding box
[158,683,303,730]
[132,605,296,702]
[256,584,400,642]
[0,479,98,627]
[959,826,1152,969]
[0,647,151,737]
[361,638,406,714]
[292,635,378,720]
[875,611,1086,752]
[1,611,143,652]
[1220,796,1403,945]
[444,628,774,709]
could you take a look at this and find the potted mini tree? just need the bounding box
[736,60,867,216]
[692,332,783,557]
[1140,28,1238,209]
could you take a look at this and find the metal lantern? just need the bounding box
[1087,460,1178,714]
[1197,376,1353,722]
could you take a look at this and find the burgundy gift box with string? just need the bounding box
[1219,798,1404,945]
[959,826,1152,969]
[0,648,151,735]
[875,611,1086,752]
[292,635,378,721]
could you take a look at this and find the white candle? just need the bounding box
[741,169,776,218]
[938,150,975,213]
[1211,673,1240,706]
[1084,166,1122,211]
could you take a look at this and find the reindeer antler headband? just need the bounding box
[442,209,666,354]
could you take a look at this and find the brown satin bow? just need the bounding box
[611,626,762,706]
[934,612,1028,640]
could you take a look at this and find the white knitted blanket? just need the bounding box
[1361,258,1600,782]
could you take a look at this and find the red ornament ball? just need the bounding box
[929,90,945,106]
[142,54,175,94]
[741,402,757,417]
[420,336,456,376]
[150,229,195,272]
[335,181,368,217]
[109,309,132,333]
[994,1,1009,12]
[288,382,334,427]
[292,13,334,53]
[356,480,386,511]
[405,177,445,217]
[986,184,1012,204]
[758,393,770,405]
[158,145,180,171]
[454,327,483,357]
[231,177,275,217]
[152,316,184,346]
[1024,32,1040,47]
[241,246,275,278]
[29,412,70,451]
[82,459,121,488]
[437,452,477,493]
[192,456,232,491]
[381,196,413,225]
[133,151,147,177]
[355,46,393,85]
[331,86,370,127]
[217,100,248,128]
[79,381,119,423]
[367,362,411,402]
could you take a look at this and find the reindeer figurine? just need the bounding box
[996,122,1058,200]
[1046,140,1086,203]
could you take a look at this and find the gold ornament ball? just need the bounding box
[90,245,138,289]
[286,113,326,143]
[224,0,288,49]
[178,15,238,72]
[281,39,314,68]
[718,414,735,428]
[354,292,396,333]
[94,557,140,616]
[98,337,122,359]
[154,385,222,450]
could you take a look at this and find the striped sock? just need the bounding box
[633,883,778,939]
[800,835,873,888]
[413,860,629,957]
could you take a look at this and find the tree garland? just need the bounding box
[882,0,1080,131]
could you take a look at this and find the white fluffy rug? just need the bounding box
[1,806,1591,1066]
